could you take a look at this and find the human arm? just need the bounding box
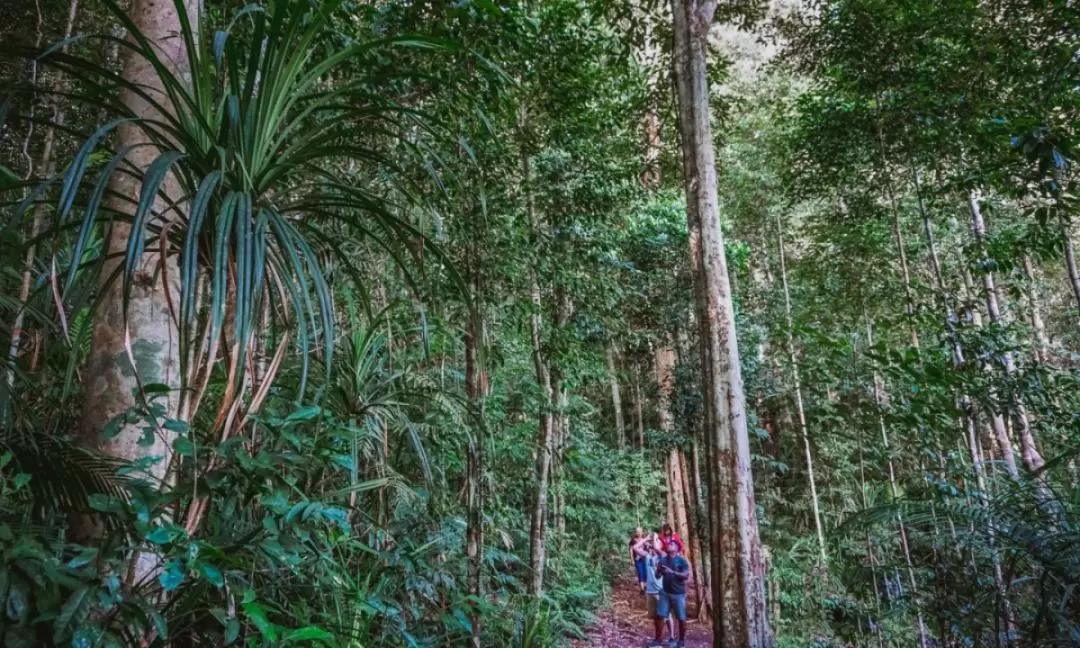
[673,557,690,582]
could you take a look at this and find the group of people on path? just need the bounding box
[628,524,691,648]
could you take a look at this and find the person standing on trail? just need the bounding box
[645,533,674,646]
[654,537,690,648]
[659,523,684,554]
[630,528,649,593]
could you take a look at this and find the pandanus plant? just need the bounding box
[3,0,464,534]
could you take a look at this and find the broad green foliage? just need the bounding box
[3,0,1080,646]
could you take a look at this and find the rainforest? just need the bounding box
[1,0,1079,646]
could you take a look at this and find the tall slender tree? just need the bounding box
[670,0,772,644]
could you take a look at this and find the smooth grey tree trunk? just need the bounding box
[606,344,625,450]
[1064,219,1080,317]
[520,117,554,596]
[1021,255,1050,363]
[81,0,196,586]
[967,189,1044,472]
[670,0,772,644]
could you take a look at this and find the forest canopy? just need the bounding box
[1,0,1079,646]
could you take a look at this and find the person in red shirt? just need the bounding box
[659,523,684,554]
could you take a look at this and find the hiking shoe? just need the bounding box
[646,641,663,648]
[676,642,686,648]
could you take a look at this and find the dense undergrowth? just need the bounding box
[2,0,1080,646]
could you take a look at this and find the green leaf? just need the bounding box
[144,605,168,641]
[283,626,334,644]
[53,586,90,642]
[224,618,240,645]
[199,562,225,588]
[285,405,322,422]
[243,601,278,640]
[101,414,126,440]
[87,494,124,514]
[173,437,195,456]
[65,548,98,569]
[163,419,189,433]
[159,563,185,592]
[5,580,26,621]
[146,525,180,545]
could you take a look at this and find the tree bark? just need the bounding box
[688,439,712,619]
[80,0,196,586]
[1063,217,1080,317]
[464,271,484,648]
[655,343,676,434]
[606,343,625,450]
[967,190,1044,472]
[550,288,572,540]
[635,374,645,450]
[521,120,554,597]
[670,0,772,644]
[1021,255,1050,363]
[913,170,1020,480]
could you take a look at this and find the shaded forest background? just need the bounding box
[1,0,1080,646]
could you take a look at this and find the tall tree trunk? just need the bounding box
[80,0,196,586]
[671,1,772,644]
[634,372,645,450]
[640,15,662,190]
[6,0,80,390]
[1062,216,1080,317]
[1021,255,1050,363]
[550,289,572,540]
[526,273,553,598]
[689,439,713,619]
[521,124,554,597]
[913,170,1020,480]
[967,190,1044,472]
[655,343,676,434]
[606,343,625,450]
[464,271,485,648]
[668,448,692,555]
[656,342,680,536]
[551,361,568,539]
[776,216,827,566]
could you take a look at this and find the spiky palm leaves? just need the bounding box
[848,476,1080,645]
[4,0,454,435]
[0,0,464,538]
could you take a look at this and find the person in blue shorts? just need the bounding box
[644,533,674,645]
[651,537,690,648]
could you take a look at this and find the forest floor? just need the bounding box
[573,576,713,648]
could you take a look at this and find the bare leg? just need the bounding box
[676,619,686,641]
[667,615,674,640]
[653,617,665,641]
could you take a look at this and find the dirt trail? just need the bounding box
[573,577,712,648]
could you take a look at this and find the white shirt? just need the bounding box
[644,554,664,594]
